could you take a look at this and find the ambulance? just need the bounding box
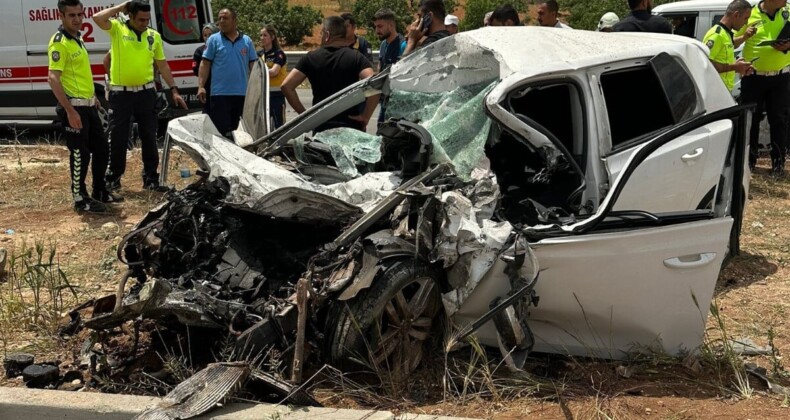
[0,0,213,121]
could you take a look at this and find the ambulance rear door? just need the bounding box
[150,0,213,111]
[0,0,35,119]
[22,1,113,118]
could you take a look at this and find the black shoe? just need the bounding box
[106,179,122,191]
[92,190,125,203]
[74,197,109,214]
[143,181,169,192]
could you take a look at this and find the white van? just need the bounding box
[654,0,760,99]
[653,0,759,42]
[0,0,213,121]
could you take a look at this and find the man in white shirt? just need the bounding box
[537,0,571,29]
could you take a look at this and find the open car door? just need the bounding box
[234,56,271,145]
[457,105,748,359]
[526,105,748,358]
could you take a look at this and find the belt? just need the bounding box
[68,97,97,107]
[109,82,156,92]
[753,67,790,77]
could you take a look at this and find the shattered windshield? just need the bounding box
[387,82,496,180]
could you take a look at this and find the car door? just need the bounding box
[593,53,734,213]
[527,105,747,359]
[454,104,748,360]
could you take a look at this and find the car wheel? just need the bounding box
[327,260,443,376]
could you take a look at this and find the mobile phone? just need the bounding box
[421,13,432,32]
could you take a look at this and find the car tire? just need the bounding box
[326,260,443,376]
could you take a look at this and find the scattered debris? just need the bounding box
[22,364,59,388]
[616,365,634,379]
[682,353,702,374]
[745,363,790,397]
[0,247,6,277]
[4,353,34,378]
[28,157,60,164]
[728,337,772,356]
[135,363,250,420]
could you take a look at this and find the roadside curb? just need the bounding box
[0,387,480,420]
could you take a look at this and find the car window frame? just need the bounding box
[503,78,590,173]
[592,55,704,157]
[526,104,751,238]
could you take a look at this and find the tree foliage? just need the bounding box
[459,0,528,32]
[211,0,323,46]
[563,0,680,31]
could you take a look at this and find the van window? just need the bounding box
[600,53,698,149]
[663,14,697,38]
[153,0,208,44]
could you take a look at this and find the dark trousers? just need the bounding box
[57,105,109,200]
[270,91,285,129]
[107,89,159,184]
[208,95,245,137]
[742,73,790,171]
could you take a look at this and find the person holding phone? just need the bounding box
[735,0,790,175]
[404,0,450,56]
[702,0,755,92]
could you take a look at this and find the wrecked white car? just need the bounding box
[84,27,750,381]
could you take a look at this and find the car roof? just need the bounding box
[653,0,758,13]
[398,26,710,81]
[390,26,735,115]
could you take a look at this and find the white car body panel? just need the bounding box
[609,120,733,212]
[454,217,731,358]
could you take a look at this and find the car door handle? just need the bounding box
[681,148,704,163]
[663,252,717,269]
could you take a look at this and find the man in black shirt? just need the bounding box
[281,16,377,132]
[404,0,451,55]
[613,0,672,34]
[341,13,374,63]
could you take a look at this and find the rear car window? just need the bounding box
[600,53,699,149]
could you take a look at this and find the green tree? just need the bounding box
[563,0,680,31]
[459,0,528,32]
[211,0,323,46]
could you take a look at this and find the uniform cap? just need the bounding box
[598,12,619,31]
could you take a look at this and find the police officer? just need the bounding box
[93,0,187,191]
[736,0,790,175]
[48,0,121,213]
[703,0,755,92]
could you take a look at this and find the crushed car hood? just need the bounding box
[167,114,402,221]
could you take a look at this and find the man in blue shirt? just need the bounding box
[375,8,406,125]
[197,8,257,137]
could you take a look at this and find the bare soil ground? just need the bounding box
[1,135,790,419]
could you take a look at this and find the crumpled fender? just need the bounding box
[336,230,424,301]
